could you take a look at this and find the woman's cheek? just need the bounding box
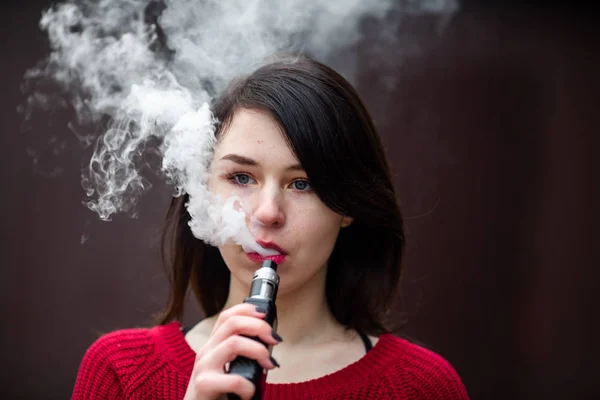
[229,188,255,212]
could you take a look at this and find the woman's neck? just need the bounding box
[186,266,370,384]
[221,266,343,345]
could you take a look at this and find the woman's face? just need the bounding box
[208,108,352,293]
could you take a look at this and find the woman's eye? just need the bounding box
[291,179,311,191]
[230,173,255,186]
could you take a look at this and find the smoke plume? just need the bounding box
[22,0,457,252]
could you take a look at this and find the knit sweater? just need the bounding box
[72,322,469,399]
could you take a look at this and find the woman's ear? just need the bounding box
[340,216,353,228]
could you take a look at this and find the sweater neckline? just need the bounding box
[153,321,400,397]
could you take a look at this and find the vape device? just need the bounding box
[227,260,279,400]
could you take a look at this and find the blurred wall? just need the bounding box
[371,8,599,399]
[1,1,598,399]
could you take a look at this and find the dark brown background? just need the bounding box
[1,1,598,399]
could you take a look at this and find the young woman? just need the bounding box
[72,56,469,399]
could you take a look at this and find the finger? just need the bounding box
[201,334,276,371]
[209,315,280,347]
[213,303,267,332]
[190,371,255,400]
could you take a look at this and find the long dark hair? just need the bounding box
[158,55,405,335]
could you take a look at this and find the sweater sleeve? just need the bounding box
[71,334,125,400]
[407,357,470,399]
[384,337,470,399]
[400,352,470,399]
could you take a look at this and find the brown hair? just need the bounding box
[158,55,405,335]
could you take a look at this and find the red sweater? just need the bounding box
[72,322,469,399]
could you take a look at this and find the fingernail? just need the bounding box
[269,356,280,368]
[255,306,268,314]
[271,329,283,342]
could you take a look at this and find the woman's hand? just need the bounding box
[183,303,282,400]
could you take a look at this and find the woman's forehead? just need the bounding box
[213,109,300,167]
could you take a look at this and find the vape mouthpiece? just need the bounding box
[262,260,278,271]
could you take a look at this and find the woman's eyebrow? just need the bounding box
[220,153,257,166]
[220,153,303,171]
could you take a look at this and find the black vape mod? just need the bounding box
[227,260,279,400]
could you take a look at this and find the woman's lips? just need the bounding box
[246,252,286,265]
[256,240,286,254]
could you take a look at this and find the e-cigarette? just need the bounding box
[227,260,279,400]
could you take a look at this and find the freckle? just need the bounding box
[257,140,263,144]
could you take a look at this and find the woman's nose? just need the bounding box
[251,190,285,228]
